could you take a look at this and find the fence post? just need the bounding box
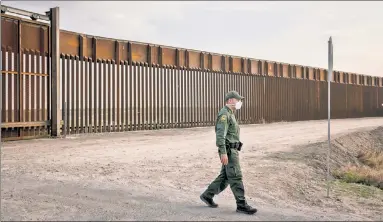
[50,7,61,137]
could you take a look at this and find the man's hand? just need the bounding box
[220,154,228,165]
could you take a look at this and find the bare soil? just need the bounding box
[1,117,383,221]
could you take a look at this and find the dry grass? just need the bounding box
[334,150,383,189]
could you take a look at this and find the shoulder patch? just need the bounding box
[220,115,227,122]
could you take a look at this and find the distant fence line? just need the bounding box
[1,6,382,141]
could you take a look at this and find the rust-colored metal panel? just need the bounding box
[131,42,147,63]
[296,65,302,78]
[277,63,282,77]
[257,60,263,75]
[212,54,222,71]
[1,17,18,52]
[119,41,128,62]
[225,56,230,72]
[261,61,267,75]
[151,46,159,65]
[303,67,309,79]
[319,69,325,81]
[97,38,115,61]
[339,71,344,83]
[162,47,176,66]
[85,36,93,58]
[309,67,314,80]
[232,57,241,73]
[250,59,258,74]
[21,22,45,52]
[188,51,200,68]
[79,35,86,58]
[244,59,249,74]
[266,61,274,76]
[203,54,209,70]
[178,49,185,67]
[282,64,289,77]
[60,31,79,56]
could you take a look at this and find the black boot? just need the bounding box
[200,194,218,208]
[236,204,257,215]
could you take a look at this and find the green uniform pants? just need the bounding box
[202,148,247,207]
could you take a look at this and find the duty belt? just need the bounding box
[226,142,243,150]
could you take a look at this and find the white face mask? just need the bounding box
[235,101,242,110]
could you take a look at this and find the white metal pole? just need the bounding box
[327,37,333,198]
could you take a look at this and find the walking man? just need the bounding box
[200,91,257,215]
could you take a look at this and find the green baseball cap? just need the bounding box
[225,91,244,101]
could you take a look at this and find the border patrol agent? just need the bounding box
[200,91,257,215]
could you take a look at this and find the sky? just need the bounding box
[3,1,383,77]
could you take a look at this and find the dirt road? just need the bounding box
[2,117,383,221]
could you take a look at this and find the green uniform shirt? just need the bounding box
[215,105,240,155]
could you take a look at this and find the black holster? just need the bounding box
[226,141,243,152]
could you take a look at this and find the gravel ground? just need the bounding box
[1,117,383,221]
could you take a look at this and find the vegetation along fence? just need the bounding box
[1,6,383,141]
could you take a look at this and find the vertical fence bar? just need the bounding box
[85,58,89,133]
[132,62,136,131]
[184,67,188,127]
[159,64,164,128]
[25,50,30,128]
[186,67,190,127]
[61,55,66,133]
[170,65,173,128]
[180,67,184,127]
[179,66,182,127]
[163,66,167,128]
[209,70,212,125]
[108,60,112,132]
[128,60,132,131]
[75,56,80,134]
[18,22,24,138]
[1,49,6,124]
[116,61,121,131]
[103,60,107,132]
[112,61,116,132]
[176,50,181,128]
[97,60,102,132]
[156,64,160,129]
[194,68,197,127]
[144,62,149,130]
[69,56,74,133]
[202,67,207,126]
[94,59,98,133]
[79,56,84,133]
[14,51,20,125]
[50,7,61,136]
[32,51,37,133]
[88,58,93,133]
[203,68,207,127]
[119,61,124,131]
[149,62,153,130]
[126,60,131,131]
[187,68,191,127]
[92,59,97,133]
[202,68,206,126]
[168,66,173,128]
[138,62,142,130]
[35,52,41,134]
